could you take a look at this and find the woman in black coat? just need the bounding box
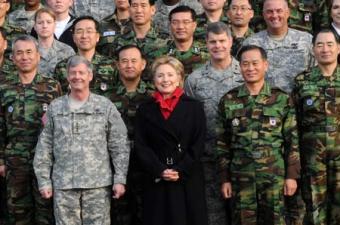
[134,56,208,225]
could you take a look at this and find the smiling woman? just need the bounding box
[134,56,208,225]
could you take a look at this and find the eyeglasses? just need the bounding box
[170,20,193,26]
[229,6,251,13]
[74,29,98,35]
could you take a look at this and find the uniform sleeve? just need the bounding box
[54,60,69,94]
[33,106,54,190]
[107,102,130,185]
[282,95,301,179]
[216,97,233,183]
[134,106,168,179]
[172,102,206,180]
[184,75,196,99]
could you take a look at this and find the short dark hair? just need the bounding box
[0,27,6,40]
[237,45,267,61]
[128,0,155,6]
[72,16,99,33]
[117,44,146,60]
[169,5,196,22]
[206,22,231,40]
[312,28,340,45]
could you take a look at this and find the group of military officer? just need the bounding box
[0,0,339,225]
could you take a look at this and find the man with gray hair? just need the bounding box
[185,21,243,225]
[0,34,61,225]
[34,55,130,225]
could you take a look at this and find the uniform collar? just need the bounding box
[238,81,272,98]
[115,78,149,95]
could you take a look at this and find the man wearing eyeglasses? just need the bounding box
[54,16,118,97]
[227,0,254,57]
[194,0,229,41]
[154,6,209,76]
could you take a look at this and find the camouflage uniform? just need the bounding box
[243,28,315,93]
[292,66,340,225]
[9,0,46,12]
[38,40,75,77]
[288,0,329,34]
[2,18,27,57]
[7,4,43,32]
[250,0,265,32]
[216,81,300,225]
[230,27,254,58]
[70,0,116,22]
[112,27,168,81]
[153,0,203,38]
[153,40,210,76]
[184,59,243,225]
[54,53,118,96]
[0,72,62,225]
[110,78,153,225]
[194,13,230,42]
[97,13,132,56]
[33,93,130,225]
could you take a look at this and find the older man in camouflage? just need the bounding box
[216,45,300,225]
[34,55,130,225]
[110,44,153,225]
[54,16,118,97]
[185,22,242,225]
[293,29,340,225]
[0,35,61,225]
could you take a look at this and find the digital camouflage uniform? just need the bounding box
[153,40,210,76]
[112,27,168,81]
[54,52,119,97]
[97,13,132,56]
[216,82,300,225]
[70,0,116,22]
[153,0,203,38]
[292,66,340,225]
[33,93,130,225]
[185,59,243,225]
[230,27,254,58]
[243,28,315,93]
[7,4,43,32]
[110,78,153,225]
[38,40,75,77]
[0,72,62,225]
[9,0,46,12]
[194,13,230,42]
[288,0,329,34]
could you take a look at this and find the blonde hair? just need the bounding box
[151,56,185,87]
[34,8,56,22]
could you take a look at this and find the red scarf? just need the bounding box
[153,87,184,120]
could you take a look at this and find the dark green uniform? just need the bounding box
[194,13,230,41]
[230,28,254,58]
[250,0,266,32]
[110,78,153,225]
[0,72,61,225]
[54,53,119,97]
[97,13,132,57]
[216,82,300,225]
[153,40,210,76]
[2,18,27,57]
[288,0,329,34]
[292,66,340,225]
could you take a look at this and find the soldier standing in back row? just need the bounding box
[216,45,300,225]
[0,35,61,225]
[293,29,340,225]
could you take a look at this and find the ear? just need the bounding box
[150,5,156,16]
[141,58,146,71]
